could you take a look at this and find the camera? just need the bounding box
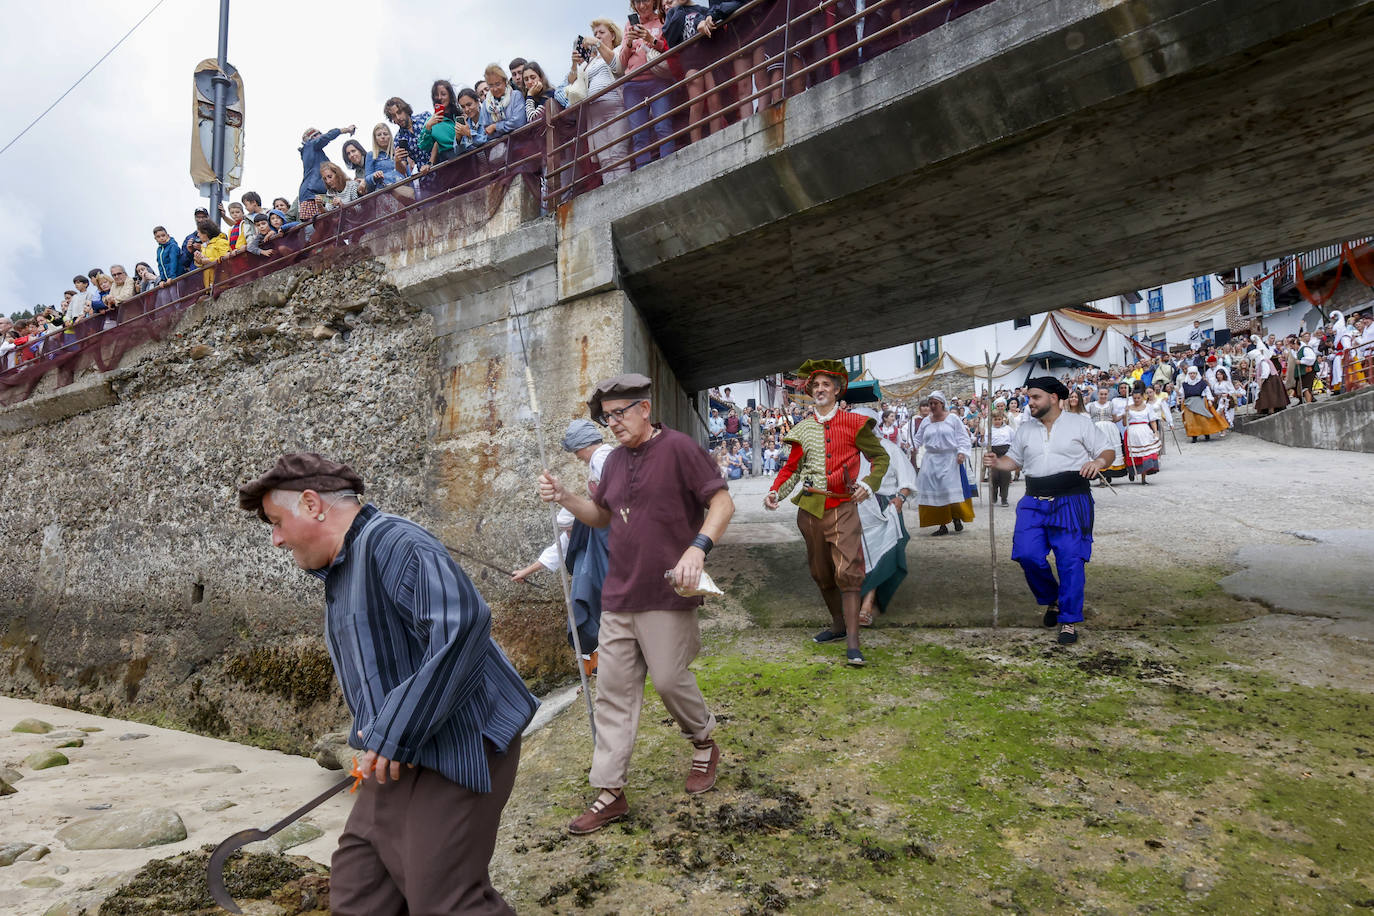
[575,35,593,63]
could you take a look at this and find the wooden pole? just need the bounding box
[984,351,1001,628]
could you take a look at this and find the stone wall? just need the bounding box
[0,259,444,750]
[1235,386,1374,453]
[0,180,703,753]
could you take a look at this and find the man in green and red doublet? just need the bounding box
[765,359,889,667]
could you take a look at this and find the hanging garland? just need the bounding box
[1343,242,1374,288]
[1048,313,1106,358]
[1295,254,1345,308]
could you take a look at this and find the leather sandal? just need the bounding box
[686,740,719,794]
[568,790,628,835]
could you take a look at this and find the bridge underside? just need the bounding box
[598,0,1374,389]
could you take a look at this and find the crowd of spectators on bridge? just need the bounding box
[9,0,952,374]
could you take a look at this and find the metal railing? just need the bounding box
[3,0,994,397]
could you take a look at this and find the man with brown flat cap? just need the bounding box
[538,374,734,835]
[239,452,537,915]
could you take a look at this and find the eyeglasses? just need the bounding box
[596,402,644,426]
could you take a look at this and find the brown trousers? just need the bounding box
[331,736,521,916]
[589,609,716,789]
[797,502,865,592]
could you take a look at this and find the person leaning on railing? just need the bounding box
[568,20,632,183]
[455,88,490,155]
[419,79,463,166]
[152,226,185,285]
[318,162,365,212]
[480,64,528,154]
[522,63,558,121]
[192,220,232,288]
[298,125,357,221]
[663,0,729,145]
[618,0,677,169]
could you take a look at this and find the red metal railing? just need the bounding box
[3,0,994,399]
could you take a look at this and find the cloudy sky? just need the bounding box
[0,0,603,314]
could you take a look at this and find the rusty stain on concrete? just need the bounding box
[762,100,788,151]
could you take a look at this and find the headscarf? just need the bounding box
[562,419,604,452]
[926,390,947,406]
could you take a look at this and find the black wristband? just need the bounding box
[691,533,713,555]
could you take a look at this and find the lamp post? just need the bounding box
[208,0,231,219]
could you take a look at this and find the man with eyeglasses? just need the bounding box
[539,373,734,835]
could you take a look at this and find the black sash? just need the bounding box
[1025,471,1090,497]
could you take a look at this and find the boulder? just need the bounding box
[44,730,87,741]
[0,842,36,866]
[17,844,50,862]
[24,751,69,770]
[56,739,84,749]
[117,733,148,741]
[21,876,62,888]
[192,764,241,774]
[0,777,15,796]
[56,808,187,850]
[78,727,102,733]
[244,821,323,854]
[202,799,236,812]
[12,718,52,734]
[2,767,24,783]
[312,731,354,771]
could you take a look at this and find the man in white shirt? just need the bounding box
[983,377,1115,645]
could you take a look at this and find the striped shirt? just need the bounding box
[311,505,538,793]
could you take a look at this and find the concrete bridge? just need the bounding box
[3,0,1373,744]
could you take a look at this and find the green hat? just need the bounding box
[797,358,848,395]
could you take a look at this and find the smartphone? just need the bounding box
[628,12,640,26]
[434,103,446,118]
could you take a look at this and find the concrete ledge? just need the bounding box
[1236,387,1374,452]
[0,371,129,433]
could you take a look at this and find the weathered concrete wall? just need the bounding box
[0,260,437,750]
[1235,387,1374,453]
[0,181,705,752]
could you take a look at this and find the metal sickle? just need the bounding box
[207,768,360,913]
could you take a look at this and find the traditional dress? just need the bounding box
[913,400,974,531]
[1122,404,1160,479]
[1086,398,1128,481]
[1250,335,1286,414]
[1180,370,1229,438]
[1006,401,1113,641]
[769,360,889,663]
[1330,310,1354,391]
[855,429,916,617]
[1212,372,1238,428]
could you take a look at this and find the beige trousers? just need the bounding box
[588,609,716,789]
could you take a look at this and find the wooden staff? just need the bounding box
[984,351,1001,628]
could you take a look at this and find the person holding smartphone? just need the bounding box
[618,0,676,169]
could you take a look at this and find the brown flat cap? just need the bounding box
[588,373,652,424]
[238,452,365,521]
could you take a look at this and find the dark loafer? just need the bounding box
[952,518,964,532]
[813,628,847,644]
[1043,605,1059,628]
[686,740,719,794]
[568,792,628,835]
[932,527,949,537]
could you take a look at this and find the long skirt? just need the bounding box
[1182,399,1229,437]
[859,497,909,613]
[915,449,974,527]
[1256,374,1288,413]
[1124,422,1160,476]
[1094,421,1129,480]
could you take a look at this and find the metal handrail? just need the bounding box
[5,0,991,393]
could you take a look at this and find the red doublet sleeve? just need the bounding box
[771,444,803,493]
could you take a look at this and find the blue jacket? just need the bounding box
[156,239,184,281]
[299,128,342,201]
[363,151,408,191]
[485,89,527,138]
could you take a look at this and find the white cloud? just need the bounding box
[0,0,613,313]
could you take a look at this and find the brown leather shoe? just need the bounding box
[685,740,719,794]
[568,791,627,835]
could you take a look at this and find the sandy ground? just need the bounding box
[2,432,1371,915]
[0,700,352,915]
